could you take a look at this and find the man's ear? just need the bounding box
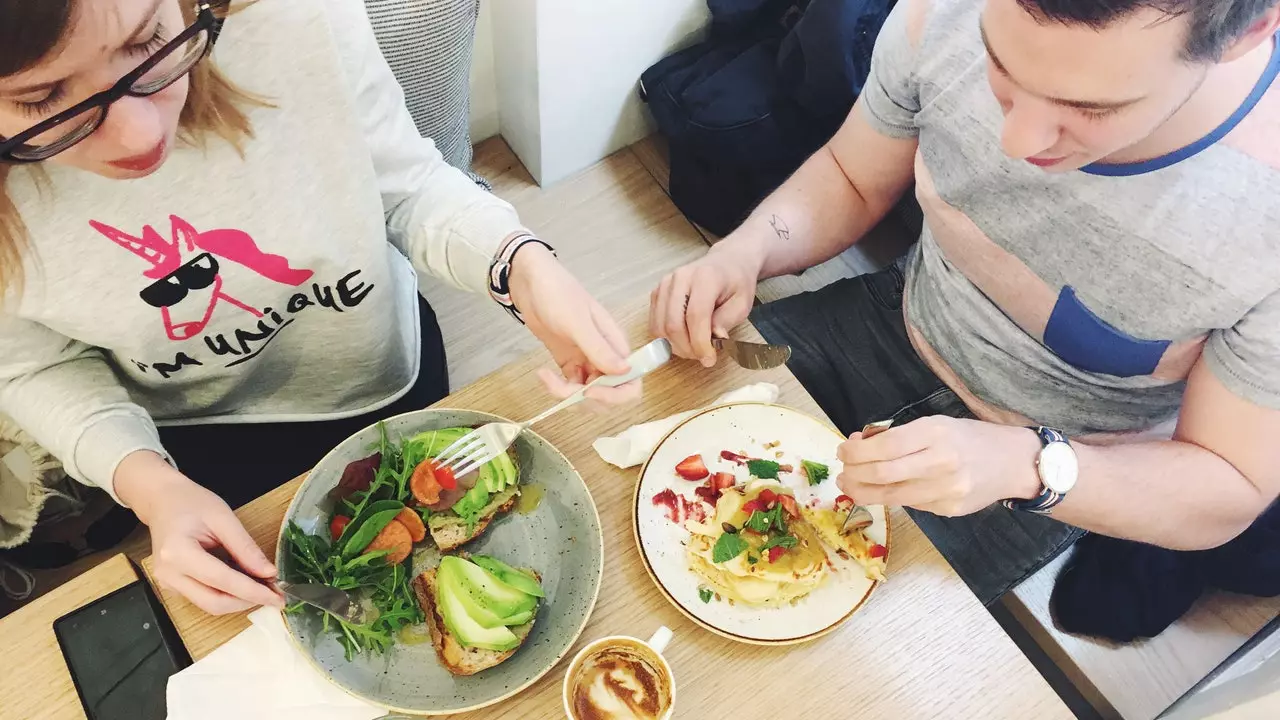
[1218,5,1280,63]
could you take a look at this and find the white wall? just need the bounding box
[469,0,709,186]
[468,1,499,143]
[533,0,709,185]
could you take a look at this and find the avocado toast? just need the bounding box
[413,554,545,675]
[405,427,523,551]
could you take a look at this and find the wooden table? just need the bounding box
[0,554,139,720]
[136,308,1071,719]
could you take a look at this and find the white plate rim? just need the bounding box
[631,401,890,646]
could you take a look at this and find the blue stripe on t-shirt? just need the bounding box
[1081,33,1280,177]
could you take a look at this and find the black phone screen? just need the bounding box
[53,580,191,720]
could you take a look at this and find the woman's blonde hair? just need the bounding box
[0,0,268,297]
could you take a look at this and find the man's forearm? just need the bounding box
[725,146,893,279]
[1026,437,1267,550]
[717,103,919,279]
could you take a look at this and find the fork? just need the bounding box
[840,419,893,534]
[434,339,674,477]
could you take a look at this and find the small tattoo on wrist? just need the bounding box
[769,214,791,241]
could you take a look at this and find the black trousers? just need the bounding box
[158,297,450,510]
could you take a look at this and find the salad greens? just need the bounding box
[282,423,427,661]
[711,532,750,563]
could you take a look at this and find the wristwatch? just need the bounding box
[1001,426,1078,514]
[487,232,556,325]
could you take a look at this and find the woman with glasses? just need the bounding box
[0,0,637,614]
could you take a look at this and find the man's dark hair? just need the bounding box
[1017,0,1276,60]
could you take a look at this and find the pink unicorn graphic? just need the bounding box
[90,215,315,341]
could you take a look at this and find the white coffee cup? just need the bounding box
[562,626,675,720]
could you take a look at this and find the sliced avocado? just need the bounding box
[495,609,534,626]
[437,557,518,629]
[451,484,491,519]
[435,565,520,650]
[441,556,537,616]
[472,555,545,598]
[479,463,502,493]
[491,450,518,490]
[410,427,470,457]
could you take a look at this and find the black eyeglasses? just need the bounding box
[0,1,226,163]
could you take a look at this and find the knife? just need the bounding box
[712,337,792,370]
[840,419,894,534]
[276,580,377,625]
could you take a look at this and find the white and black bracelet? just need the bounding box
[487,232,556,325]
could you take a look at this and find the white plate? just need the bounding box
[632,402,889,645]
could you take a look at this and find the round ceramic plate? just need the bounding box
[276,408,604,715]
[633,402,889,645]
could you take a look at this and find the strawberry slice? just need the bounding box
[741,499,765,515]
[676,454,710,481]
[757,488,778,508]
[868,543,888,559]
[834,494,856,512]
[778,494,800,519]
[766,546,787,563]
[709,472,736,491]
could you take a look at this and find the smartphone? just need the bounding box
[53,579,192,720]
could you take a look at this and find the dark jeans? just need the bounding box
[158,297,450,510]
[751,261,1081,605]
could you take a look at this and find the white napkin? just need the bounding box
[166,607,383,720]
[593,383,780,468]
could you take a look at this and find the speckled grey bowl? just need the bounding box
[275,408,604,715]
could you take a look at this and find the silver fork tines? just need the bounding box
[433,339,674,477]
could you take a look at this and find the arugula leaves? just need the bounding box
[712,532,750,563]
[746,459,781,479]
[281,422,431,661]
[801,459,829,485]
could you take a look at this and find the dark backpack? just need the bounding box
[640,0,894,236]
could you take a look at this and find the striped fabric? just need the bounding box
[364,0,487,186]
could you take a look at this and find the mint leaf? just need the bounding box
[761,534,798,552]
[746,459,781,479]
[802,459,829,485]
[712,532,749,563]
[744,509,772,534]
[698,586,713,603]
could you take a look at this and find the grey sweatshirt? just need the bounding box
[0,0,526,500]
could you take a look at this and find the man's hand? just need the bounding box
[836,416,1042,516]
[649,241,764,366]
[508,244,639,405]
[115,451,285,615]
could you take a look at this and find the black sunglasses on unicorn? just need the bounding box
[0,1,226,164]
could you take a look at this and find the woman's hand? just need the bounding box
[115,451,284,615]
[508,244,639,405]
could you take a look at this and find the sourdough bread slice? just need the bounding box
[427,485,520,551]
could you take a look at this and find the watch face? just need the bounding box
[1038,442,1079,494]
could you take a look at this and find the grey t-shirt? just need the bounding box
[861,0,1280,436]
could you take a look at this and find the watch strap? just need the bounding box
[487,233,556,325]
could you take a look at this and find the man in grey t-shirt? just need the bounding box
[650,0,1280,636]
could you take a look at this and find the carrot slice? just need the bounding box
[396,507,427,543]
[363,520,413,565]
[410,460,443,506]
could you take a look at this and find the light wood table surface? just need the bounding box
[0,554,139,720]
[135,307,1070,719]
